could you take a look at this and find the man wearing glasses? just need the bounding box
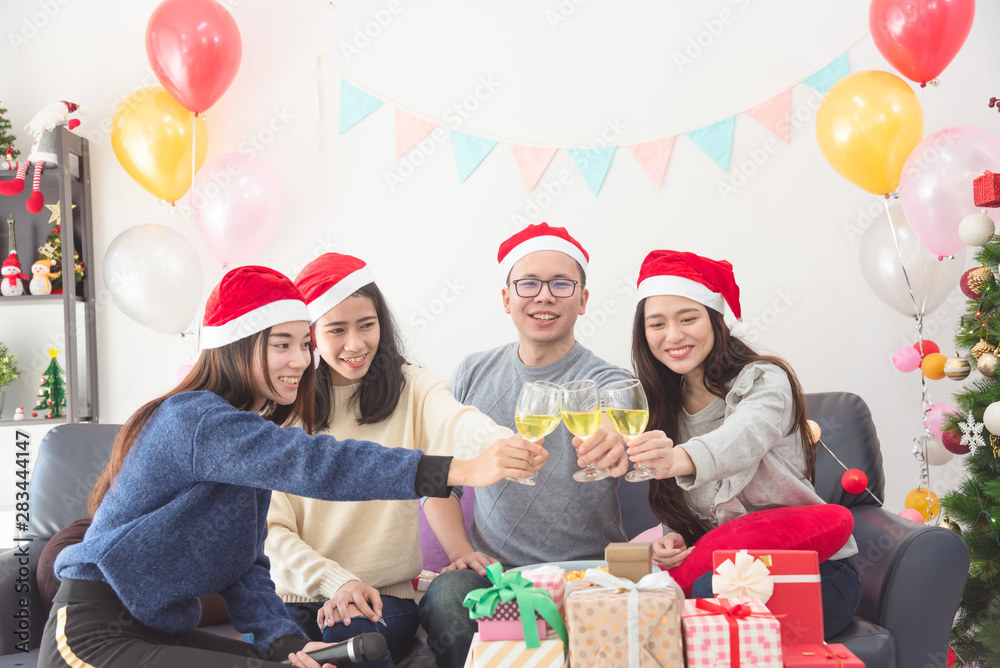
[421,223,632,668]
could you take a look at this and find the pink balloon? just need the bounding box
[177,363,194,383]
[192,153,282,266]
[925,402,957,438]
[893,346,922,372]
[900,126,1000,257]
[146,0,242,114]
[898,509,925,523]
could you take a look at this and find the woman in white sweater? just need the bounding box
[265,253,534,667]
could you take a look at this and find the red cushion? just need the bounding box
[667,505,854,596]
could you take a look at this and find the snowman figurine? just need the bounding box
[13,407,24,421]
[1,250,28,296]
[29,258,51,295]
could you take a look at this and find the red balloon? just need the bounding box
[913,340,940,357]
[146,0,242,114]
[842,468,869,495]
[869,0,975,85]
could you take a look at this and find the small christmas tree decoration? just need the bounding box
[841,468,868,495]
[942,428,969,454]
[33,347,66,419]
[944,356,971,380]
[958,411,986,452]
[973,170,1000,208]
[922,352,947,379]
[0,104,17,161]
[972,338,993,359]
[978,352,998,377]
[967,265,993,295]
[959,212,996,246]
[984,402,1000,435]
[37,225,84,293]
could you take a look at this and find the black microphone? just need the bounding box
[281,632,388,665]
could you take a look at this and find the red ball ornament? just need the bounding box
[31,412,37,417]
[913,340,940,357]
[948,646,956,668]
[962,268,986,299]
[841,468,868,495]
[942,429,970,454]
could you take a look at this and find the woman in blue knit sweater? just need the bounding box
[39,266,544,668]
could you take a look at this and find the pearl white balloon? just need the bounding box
[104,224,204,335]
[925,438,955,466]
[985,402,1000,435]
[958,212,995,246]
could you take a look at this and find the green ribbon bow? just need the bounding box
[461,562,568,648]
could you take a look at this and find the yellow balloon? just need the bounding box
[111,87,208,203]
[815,70,923,195]
[904,486,941,523]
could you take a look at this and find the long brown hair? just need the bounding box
[87,328,316,515]
[631,302,814,546]
[313,282,407,429]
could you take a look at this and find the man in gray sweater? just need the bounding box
[420,223,633,668]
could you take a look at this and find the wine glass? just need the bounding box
[510,382,562,485]
[603,379,658,482]
[561,379,609,482]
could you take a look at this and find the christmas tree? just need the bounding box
[38,225,85,293]
[34,348,66,419]
[942,230,1000,666]
[0,104,18,161]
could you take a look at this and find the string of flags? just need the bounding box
[335,52,850,196]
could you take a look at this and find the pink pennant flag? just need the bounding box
[627,137,676,188]
[395,109,438,158]
[509,145,558,192]
[746,90,792,144]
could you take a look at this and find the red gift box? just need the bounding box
[782,643,864,666]
[974,170,1000,207]
[713,549,824,646]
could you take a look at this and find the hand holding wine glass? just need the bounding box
[561,379,609,482]
[603,379,659,482]
[510,382,561,485]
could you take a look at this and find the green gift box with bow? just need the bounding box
[462,563,568,649]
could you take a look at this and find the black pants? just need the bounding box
[40,578,296,667]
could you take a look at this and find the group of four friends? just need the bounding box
[38,223,862,668]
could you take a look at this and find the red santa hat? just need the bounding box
[2,251,27,279]
[294,253,376,323]
[497,222,589,281]
[637,250,742,323]
[200,266,311,350]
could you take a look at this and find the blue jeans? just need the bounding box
[277,596,419,668]
[690,558,862,640]
[419,569,490,668]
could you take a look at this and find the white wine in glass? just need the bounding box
[603,379,658,482]
[510,382,561,485]
[561,379,609,483]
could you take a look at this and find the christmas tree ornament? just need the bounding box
[942,428,970,454]
[44,201,75,226]
[898,508,925,523]
[977,352,998,377]
[958,212,996,246]
[904,486,941,523]
[841,468,868,495]
[806,419,821,443]
[893,346,922,372]
[0,250,28,296]
[37,225,84,293]
[28,259,51,295]
[913,340,940,357]
[939,516,962,535]
[961,267,986,299]
[921,352,947,379]
[33,347,66,419]
[967,266,993,295]
[944,356,971,380]
[983,402,1000,435]
[0,104,17,161]
[926,438,955,466]
[958,411,986,452]
[972,338,993,359]
[974,170,1000,207]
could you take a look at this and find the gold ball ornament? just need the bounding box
[940,516,962,535]
[968,266,994,294]
[921,352,947,380]
[973,340,993,359]
[979,352,999,377]
[944,357,972,380]
[904,486,941,523]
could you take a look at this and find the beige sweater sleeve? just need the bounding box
[266,490,360,600]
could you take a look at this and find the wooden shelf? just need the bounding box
[0,294,83,305]
[0,417,68,426]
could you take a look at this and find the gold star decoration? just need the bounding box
[44,202,76,226]
[47,347,59,359]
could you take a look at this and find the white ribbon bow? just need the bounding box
[578,569,683,668]
[712,550,775,604]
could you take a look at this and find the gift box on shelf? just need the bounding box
[606,542,653,583]
[681,597,783,668]
[712,549,824,646]
[463,563,567,648]
[782,643,864,667]
[466,632,566,668]
[566,569,684,667]
[974,170,1000,207]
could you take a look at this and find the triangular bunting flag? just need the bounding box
[627,137,676,188]
[802,53,850,94]
[747,90,792,144]
[687,117,735,172]
[451,131,498,182]
[509,145,558,192]
[395,109,438,158]
[568,147,616,196]
[339,80,384,134]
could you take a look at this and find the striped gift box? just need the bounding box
[681,597,782,668]
[470,635,566,668]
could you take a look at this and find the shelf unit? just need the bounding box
[0,126,98,423]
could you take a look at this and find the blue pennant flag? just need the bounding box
[568,147,615,196]
[802,53,850,95]
[450,131,498,182]
[340,80,384,134]
[687,117,735,172]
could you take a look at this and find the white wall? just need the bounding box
[2,0,999,523]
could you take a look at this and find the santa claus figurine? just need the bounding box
[1,250,28,296]
[0,101,82,213]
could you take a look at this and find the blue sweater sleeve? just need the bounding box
[189,395,428,501]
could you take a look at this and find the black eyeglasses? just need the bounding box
[509,278,580,298]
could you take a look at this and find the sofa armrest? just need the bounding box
[0,538,51,655]
[848,505,968,668]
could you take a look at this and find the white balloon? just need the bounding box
[984,402,1000,435]
[958,212,995,247]
[925,438,954,467]
[104,224,203,335]
[859,202,967,318]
